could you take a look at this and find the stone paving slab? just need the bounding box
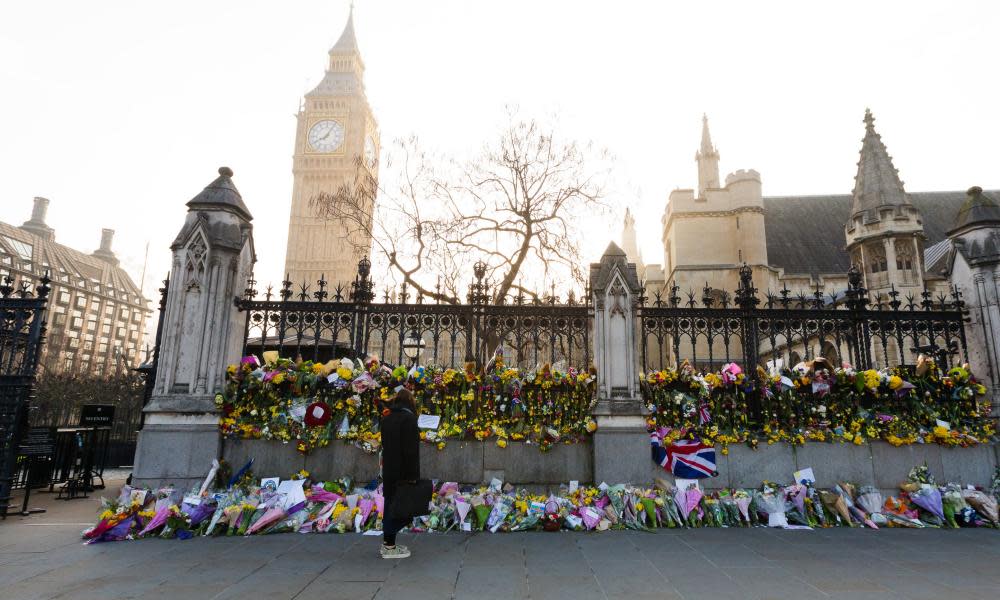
[2,520,1000,599]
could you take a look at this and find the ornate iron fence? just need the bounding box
[237,259,593,370]
[0,273,50,517]
[638,264,969,374]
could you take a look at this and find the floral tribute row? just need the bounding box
[218,351,598,454]
[642,357,994,452]
[82,464,1000,543]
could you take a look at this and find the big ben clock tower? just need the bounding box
[284,6,379,290]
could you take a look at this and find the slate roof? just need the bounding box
[849,110,910,222]
[950,187,1000,234]
[761,190,1000,276]
[0,220,145,304]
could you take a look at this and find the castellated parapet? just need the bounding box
[665,168,763,217]
[724,169,761,186]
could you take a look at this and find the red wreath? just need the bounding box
[304,401,332,427]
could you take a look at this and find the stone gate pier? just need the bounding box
[132,167,255,489]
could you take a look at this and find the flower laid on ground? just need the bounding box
[83,461,1000,544]
[219,353,597,454]
[641,357,994,451]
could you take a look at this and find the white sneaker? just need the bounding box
[380,544,411,559]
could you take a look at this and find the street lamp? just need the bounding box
[402,329,425,366]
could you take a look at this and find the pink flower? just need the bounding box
[721,362,742,384]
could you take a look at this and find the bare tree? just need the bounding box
[310,112,611,304]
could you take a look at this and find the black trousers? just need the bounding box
[382,491,407,545]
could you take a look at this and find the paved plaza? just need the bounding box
[2,483,1000,600]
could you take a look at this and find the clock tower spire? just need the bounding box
[283,4,379,290]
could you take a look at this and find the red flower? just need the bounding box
[304,401,332,427]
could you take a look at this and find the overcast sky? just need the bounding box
[2,0,997,329]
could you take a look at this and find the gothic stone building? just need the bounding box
[283,8,380,290]
[622,111,999,400]
[0,197,151,375]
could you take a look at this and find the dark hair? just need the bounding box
[393,388,415,411]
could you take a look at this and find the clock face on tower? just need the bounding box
[308,120,345,153]
[364,135,376,168]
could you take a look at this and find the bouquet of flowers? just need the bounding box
[637,495,659,528]
[755,484,788,528]
[702,496,727,527]
[941,484,972,528]
[882,496,925,528]
[716,490,741,527]
[835,483,877,528]
[160,505,193,539]
[903,463,936,491]
[856,486,887,526]
[961,489,999,527]
[803,483,826,527]
[783,484,811,526]
[674,482,704,527]
[908,485,945,526]
[819,490,852,526]
[733,489,755,526]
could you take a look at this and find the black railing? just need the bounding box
[238,259,593,370]
[638,264,968,373]
[0,273,50,517]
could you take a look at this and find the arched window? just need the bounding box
[867,244,887,273]
[895,240,915,271]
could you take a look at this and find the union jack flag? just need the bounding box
[650,431,717,479]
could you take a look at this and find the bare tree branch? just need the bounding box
[308,111,611,304]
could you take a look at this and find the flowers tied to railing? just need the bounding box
[218,353,598,454]
[642,357,993,453]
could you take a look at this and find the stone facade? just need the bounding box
[629,110,1000,382]
[0,197,150,375]
[283,8,380,291]
[929,186,1000,410]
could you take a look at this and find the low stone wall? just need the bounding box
[222,435,999,493]
[644,441,1000,494]
[222,438,593,485]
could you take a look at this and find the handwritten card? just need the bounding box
[675,478,700,491]
[793,467,816,485]
[276,479,306,510]
[569,480,579,494]
[417,414,441,429]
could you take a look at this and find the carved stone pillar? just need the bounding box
[132,167,255,489]
[589,242,648,484]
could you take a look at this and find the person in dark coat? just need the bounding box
[379,388,420,559]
